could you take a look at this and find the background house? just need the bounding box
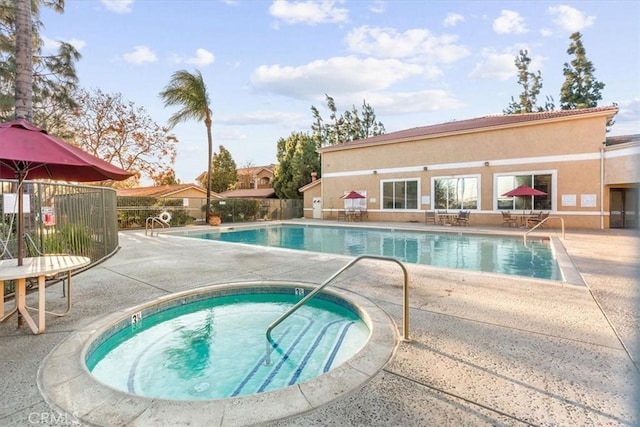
[302,107,638,229]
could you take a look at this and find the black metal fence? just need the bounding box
[116,197,303,228]
[0,179,120,263]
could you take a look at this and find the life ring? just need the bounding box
[159,211,172,223]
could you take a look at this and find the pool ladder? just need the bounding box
[265,255,411,364]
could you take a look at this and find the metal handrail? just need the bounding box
[265,255,410,364]
[524,215,565,245]
[145,216,170,236]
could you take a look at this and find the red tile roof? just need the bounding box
[319,106,619,151]
[218,188,277,199]
[117,184,212,198]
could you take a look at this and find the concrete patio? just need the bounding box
[1,221,638,426]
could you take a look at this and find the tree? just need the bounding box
[153,169,180,186]
[1,0,80,128]
[560,32,605,110]
[504,50,554,114]
[311,94,385,146]
[272,132,320,199]
[13,0,32,120]
[66,88,178,187]
[209,145,237,193]
[159,69,213,219]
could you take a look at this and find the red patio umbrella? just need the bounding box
[340,190,365,199]
[502,184,547,214]
[0,119,133,264]
[501,184,547,197]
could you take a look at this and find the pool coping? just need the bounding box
[37,281,398,426]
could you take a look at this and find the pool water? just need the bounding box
[87,292,369,400]
[184,225,561,280]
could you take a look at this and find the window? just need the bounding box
[497,174,552,210]
[382,180,418,210]
[433,177,478,210]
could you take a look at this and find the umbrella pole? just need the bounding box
[17,173,25,266]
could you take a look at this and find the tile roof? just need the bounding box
[117,184,210,198]
[218,188,277,199]
[605,134,640,146]
[319,106,619,151]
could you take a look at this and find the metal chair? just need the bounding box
[425,211,436,225]
[501,211,518,227]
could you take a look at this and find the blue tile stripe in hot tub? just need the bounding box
[323,321,355,373]
[257,320,316,393]
[231,326,294,397]
[288,319,351,385]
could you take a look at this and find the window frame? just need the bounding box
[493,170,556,211]
[379,178,421,210]
[431,174,481,210]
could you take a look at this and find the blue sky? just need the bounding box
[40,1,640,184]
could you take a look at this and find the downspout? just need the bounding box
[600,143,605,230]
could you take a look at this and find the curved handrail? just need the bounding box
[524,215,565,246]
[145,216,170,236]
[265,255,410,364]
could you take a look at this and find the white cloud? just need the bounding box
[250,56,424,99]
[493,10,528,34]
[612,97,640,135]
[100,0,134,14]
[186,49,216,67]
[443,13,464,28]
[217,111,305,126]
[369,1,386,14]
[539,28,553,37]
[365,90,465,114]
[548,5,595,33]
[42,36,86,52]
[123,46,157,64]
[269,0,349,25]
[468,49,517,80]
[346,26,470,64]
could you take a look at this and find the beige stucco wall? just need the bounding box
[305,111,634,229]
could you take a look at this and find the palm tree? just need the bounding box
[159,69,213,221]
[14,0,33,121]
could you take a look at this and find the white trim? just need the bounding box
[604,144,640,158]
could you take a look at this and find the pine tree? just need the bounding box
[560,32,605,110]
[504,50,552,114]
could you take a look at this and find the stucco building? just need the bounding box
[301,106,638,229]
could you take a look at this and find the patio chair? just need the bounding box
[453,211,470,226]
[337,210,346,221]
[425,211,436,225]
[436,210,448,225]
[526,211,549,228]
[501,211,518,227]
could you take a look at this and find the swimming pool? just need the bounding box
[183,224,561,280]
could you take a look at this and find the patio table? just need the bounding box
[0,255,90,334]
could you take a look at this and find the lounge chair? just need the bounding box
[425,211,436,225]
[501,211,518,227]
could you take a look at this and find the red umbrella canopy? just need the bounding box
[501,184,547,197]
[341,190,366,199]
[0,119,133,182]
[0,119,133,265]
